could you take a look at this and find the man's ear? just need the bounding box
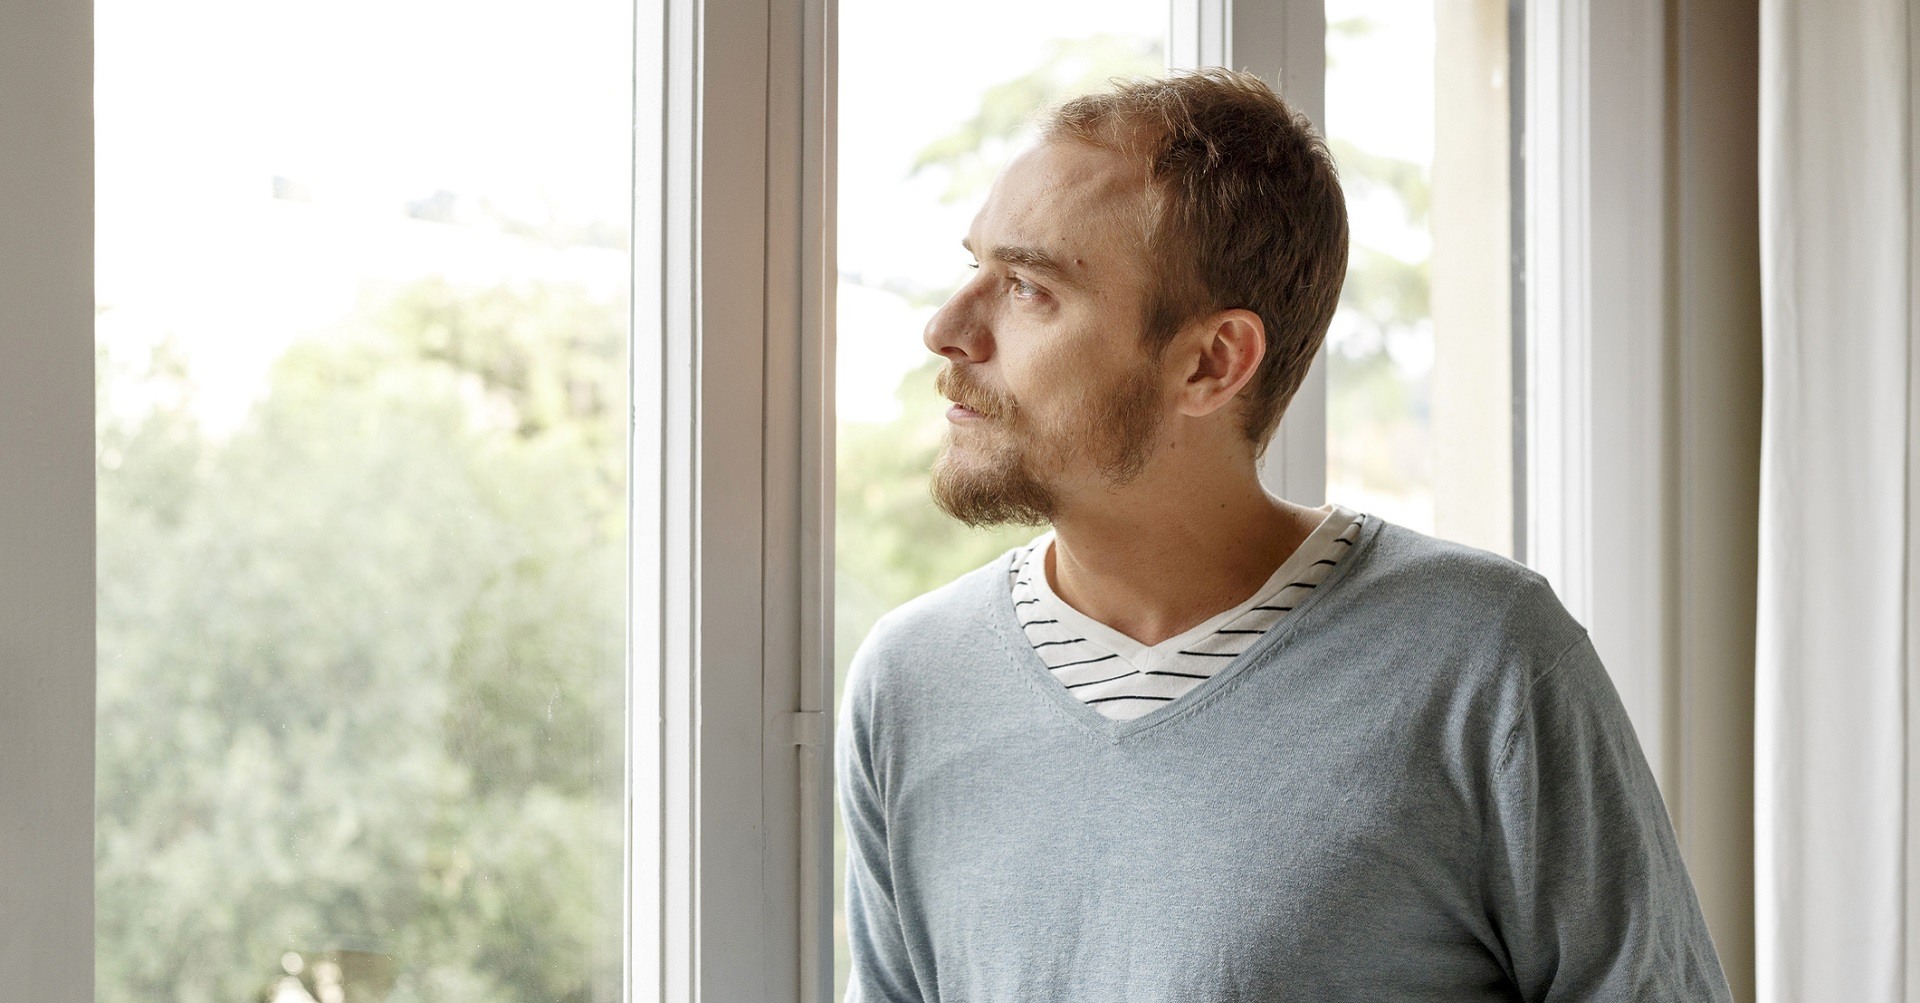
[1171,308,1265,419]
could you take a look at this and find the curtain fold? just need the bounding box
[1756,0,1916,999]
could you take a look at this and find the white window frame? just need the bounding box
[630,0,836,998]
[1524,0,1673,788]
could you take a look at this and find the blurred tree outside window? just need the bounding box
[95,0,631,999]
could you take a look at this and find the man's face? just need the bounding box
[923,140,1171,527]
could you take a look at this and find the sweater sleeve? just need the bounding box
[837,665,924,1003]
[1482,635,1734,1002]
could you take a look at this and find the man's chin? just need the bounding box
[929,452,1055,529]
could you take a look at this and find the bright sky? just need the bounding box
[94,0,634,432]
[1326,1,1436,165]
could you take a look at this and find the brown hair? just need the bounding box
[1044,68,1349,452]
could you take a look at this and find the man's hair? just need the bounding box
[1043,69,1348,452]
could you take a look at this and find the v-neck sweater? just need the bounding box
[837,517,1732,1002]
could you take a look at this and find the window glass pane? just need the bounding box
[1324,0,1516,555]
[835,5,1168,995]
[94,2,631,1000]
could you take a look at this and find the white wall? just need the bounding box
[0,0,95,998]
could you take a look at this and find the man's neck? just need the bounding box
[1045,473,1323,647]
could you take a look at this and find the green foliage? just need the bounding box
[1328,15,1379,42]
[96,279,626,1002]
[1327,339,1431,491]
[1330,138,1430,224]
[1340,243,1430,329]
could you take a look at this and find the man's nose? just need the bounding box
[923,283,990,363]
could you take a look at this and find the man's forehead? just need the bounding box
[965,141,1149,283]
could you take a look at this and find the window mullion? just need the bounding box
[632,0,832,997]
[1521,0,1673,786]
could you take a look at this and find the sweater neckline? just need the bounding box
[1015,505,1362,672]
[983,512,1388,741]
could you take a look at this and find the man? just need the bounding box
[837,70,1732,1002]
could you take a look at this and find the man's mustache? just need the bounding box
[935,365,1016,420]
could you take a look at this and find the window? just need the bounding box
[7,0,1686,997]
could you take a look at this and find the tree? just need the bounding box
[96,278,626,1002]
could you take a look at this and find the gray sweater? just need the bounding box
[837,518,1733,1002]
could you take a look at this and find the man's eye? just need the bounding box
[964,262,1038,300]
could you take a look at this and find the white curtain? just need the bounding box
[1756,0,1918,999]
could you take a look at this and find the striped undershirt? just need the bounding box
[1009,505,1367,721]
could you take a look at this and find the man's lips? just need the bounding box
[946,402,988,421]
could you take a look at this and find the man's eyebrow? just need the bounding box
[961,238,1084,289]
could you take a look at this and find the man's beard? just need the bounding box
[929,357,1164,528]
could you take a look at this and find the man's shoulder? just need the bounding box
[1342,519,1585,654]
[844,548,1018,696]
[1323,521,1596,757]
[868,550,1013,643]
